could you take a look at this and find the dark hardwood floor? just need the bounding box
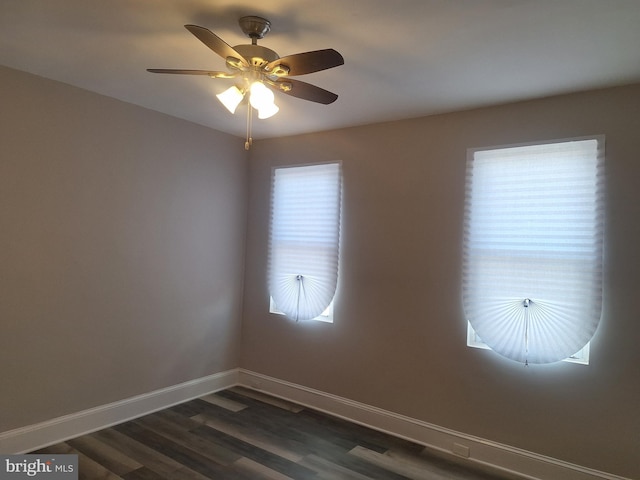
[34,387,516,480]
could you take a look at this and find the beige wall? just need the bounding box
[0,67,248,432]
[3,63,638,478]
[242,84,640,479]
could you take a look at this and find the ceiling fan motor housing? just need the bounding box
[234,44,279,67]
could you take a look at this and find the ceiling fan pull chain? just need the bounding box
[295,274,305,322]
[523,298,530,366]
[245,101,253,150]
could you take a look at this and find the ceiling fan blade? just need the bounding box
[267,49,344,76]
[147,69,237,78]
[274,78,338,105]
[184,24,249,68]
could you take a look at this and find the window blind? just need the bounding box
[268,162,342,321]
[462,138,604,364]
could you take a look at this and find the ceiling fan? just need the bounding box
[147,16,344,148]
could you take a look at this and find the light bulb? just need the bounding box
[249,82,275,110]
[216,86,244,114]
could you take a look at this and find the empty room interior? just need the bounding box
[1,2,639,479]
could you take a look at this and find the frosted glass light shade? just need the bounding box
[216,86,244,113]
[249,82,275,110]
[258,102,279,119]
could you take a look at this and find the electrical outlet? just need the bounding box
[452,443,470,458]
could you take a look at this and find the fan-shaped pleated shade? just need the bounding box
[462,138,604,364]
[269,163,342,321]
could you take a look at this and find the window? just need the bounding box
[268,162,342,322]
[462,137,604,365]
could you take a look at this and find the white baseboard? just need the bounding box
[0,368,239,454]
[237,369,630,480]
[1,367,629,480]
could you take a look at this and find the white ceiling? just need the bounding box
[2,0,640,140]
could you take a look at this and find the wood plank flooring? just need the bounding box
[33,387,516,480]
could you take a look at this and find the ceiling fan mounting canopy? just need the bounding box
[238,15,271,41]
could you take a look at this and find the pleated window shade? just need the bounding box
[462,138,605,364]
[268,162,342,322]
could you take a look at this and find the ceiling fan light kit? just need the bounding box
[147,15,344,149]
[216,85,244,114]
